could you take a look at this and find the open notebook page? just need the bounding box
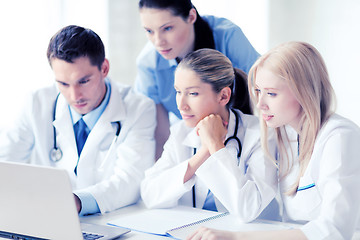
[108,206,225,236]
[168,215,290,239]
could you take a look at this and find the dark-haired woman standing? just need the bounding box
[135,0,259,159]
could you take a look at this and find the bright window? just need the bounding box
[0,0,107,128]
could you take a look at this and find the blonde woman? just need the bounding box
[188,42,360,240]
[141,49,277,221]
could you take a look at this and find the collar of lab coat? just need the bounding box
[52,78,126,139]
[182,127,201,150]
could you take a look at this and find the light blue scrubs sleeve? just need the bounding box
[205,15,260,73]
[222,26,259,73]
[134,42,161,104]
[76,191,100,216]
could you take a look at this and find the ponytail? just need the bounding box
[229,68,252,114]
[193,7,215,50]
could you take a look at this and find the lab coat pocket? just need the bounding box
[290,176,321,221]
[95,134,117,172]
[98,132,115,151]
[95,148,117,183]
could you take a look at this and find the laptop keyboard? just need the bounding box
[82,232,104,240]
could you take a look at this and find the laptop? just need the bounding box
[0,161,130,240]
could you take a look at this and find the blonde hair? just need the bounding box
[248,42,336,194]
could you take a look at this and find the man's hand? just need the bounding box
[74,194,82,213]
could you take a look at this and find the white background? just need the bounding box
[0,0,359,128]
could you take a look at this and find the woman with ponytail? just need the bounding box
[141,49,277,222]
[135,0,259,159]
[188,42,360,240]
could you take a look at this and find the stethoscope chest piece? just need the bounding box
[49,147,63,162]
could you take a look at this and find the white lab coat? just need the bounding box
[279,114,360,240]
[0,79,156,214]
[141,109,278,222]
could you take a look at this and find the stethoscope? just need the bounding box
[49,93,121,163]
[192,108,242,207]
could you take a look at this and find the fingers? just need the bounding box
[196,114,228,153]
[73,194,82,213]
[187,227,230,240]
[196,114,225,136]
[186,227,238,240]
[187,227,213,240]
[197,114,223,126]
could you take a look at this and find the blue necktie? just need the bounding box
[74,118,89,175]
[74,118,89,155]
[202,190,217,211]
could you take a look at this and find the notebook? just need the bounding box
[0,161,130,240]
[108,205,289,239]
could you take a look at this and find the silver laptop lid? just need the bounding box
[0,161,85,239]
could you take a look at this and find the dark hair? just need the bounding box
[47,25,105,70]
[139,0,192,17]
[139,0,215,50]
[177,48,252,114]
[232,68,252,114]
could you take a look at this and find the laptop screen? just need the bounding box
[0,161,129,240]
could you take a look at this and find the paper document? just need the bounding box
[168,216,290,240]
[108,206,290,239]
[108,206,226,236]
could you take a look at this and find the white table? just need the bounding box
[2,202,358,240]
[81,202,170,240]
[79,202,360,240]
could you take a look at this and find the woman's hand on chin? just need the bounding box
[196,114,227,154]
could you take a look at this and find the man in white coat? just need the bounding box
[0,25,156,215]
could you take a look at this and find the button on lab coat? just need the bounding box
[0,79,156,214]
[141,110,277,222]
